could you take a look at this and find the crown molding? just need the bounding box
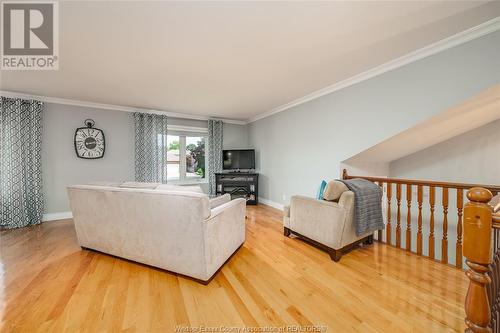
[0,90,247,125]
[248,17,500,123]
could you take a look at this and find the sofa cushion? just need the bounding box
[119,181,161,189]
[156,184,204,193]
[323,180,349,201]
[86,181,123,187]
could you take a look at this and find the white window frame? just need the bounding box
[167,125,208,185]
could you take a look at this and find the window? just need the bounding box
[165,133,207,183]
[166,135,180,181]
[186,136,206,180]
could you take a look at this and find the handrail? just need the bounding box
[342,169,500,194]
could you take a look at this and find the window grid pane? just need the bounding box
[186,136,206,180]
[166,134,207,182]
[166,135,180,180]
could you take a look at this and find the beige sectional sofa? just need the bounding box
[67,182,245,283]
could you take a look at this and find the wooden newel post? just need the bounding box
[464,187,493,333]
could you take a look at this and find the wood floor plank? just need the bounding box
[0,205,467,332]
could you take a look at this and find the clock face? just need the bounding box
[74,127,105,159]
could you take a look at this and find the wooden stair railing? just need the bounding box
[463,187,500,333]
[342,169,500,269]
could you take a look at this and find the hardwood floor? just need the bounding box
[1,205,467,332]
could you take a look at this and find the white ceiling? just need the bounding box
[1,1,499,121]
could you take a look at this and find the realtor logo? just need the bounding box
[1,1,59,70]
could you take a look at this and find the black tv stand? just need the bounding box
[215,172,258,205]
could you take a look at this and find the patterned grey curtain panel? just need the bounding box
[0,97,44,229]
[133,112,168,183]
[208,120,223,195]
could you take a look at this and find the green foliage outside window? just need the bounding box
[188,139,205,178]
[168,140,180,150]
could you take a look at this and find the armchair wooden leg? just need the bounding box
[328,248,342,262]
[284,227,291,237]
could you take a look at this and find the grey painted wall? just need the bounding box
[42,103,249,214]
[390,119,500,185]
[42,103,135,214]
[39,31,500,215]
[223,123,248,149]
[248,31,500,206]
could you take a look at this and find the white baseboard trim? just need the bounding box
[42,211,73,222]
[258,197,284,211]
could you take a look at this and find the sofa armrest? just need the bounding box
[283,205,291,228]
[290,195,344,210]
[208,198,245,219]
[289,195,347,249]
[209,194,231,209]
[202,198,246,280]
[284,205,290,217]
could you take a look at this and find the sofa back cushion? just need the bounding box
[323,181,349,201]
[86,181,123,187]
[119,181,161,189]
[69,185,211,220]
[156,184,204,194]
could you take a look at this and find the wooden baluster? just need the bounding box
[378,182,384,242]
[386,183,392,245]
[429,186,436,259]
[464,187,493,333]
[396,184,402,248]
[442,188,449,264]
[457,189,464,269]
[406,184,412,251]
[417,185,423,256]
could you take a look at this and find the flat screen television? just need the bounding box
[223,149,255,170]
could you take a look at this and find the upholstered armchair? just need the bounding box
[283,182,373,261]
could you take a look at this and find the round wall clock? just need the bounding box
[74,119,105,159]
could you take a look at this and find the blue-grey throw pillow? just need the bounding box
[316,180,327,200]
